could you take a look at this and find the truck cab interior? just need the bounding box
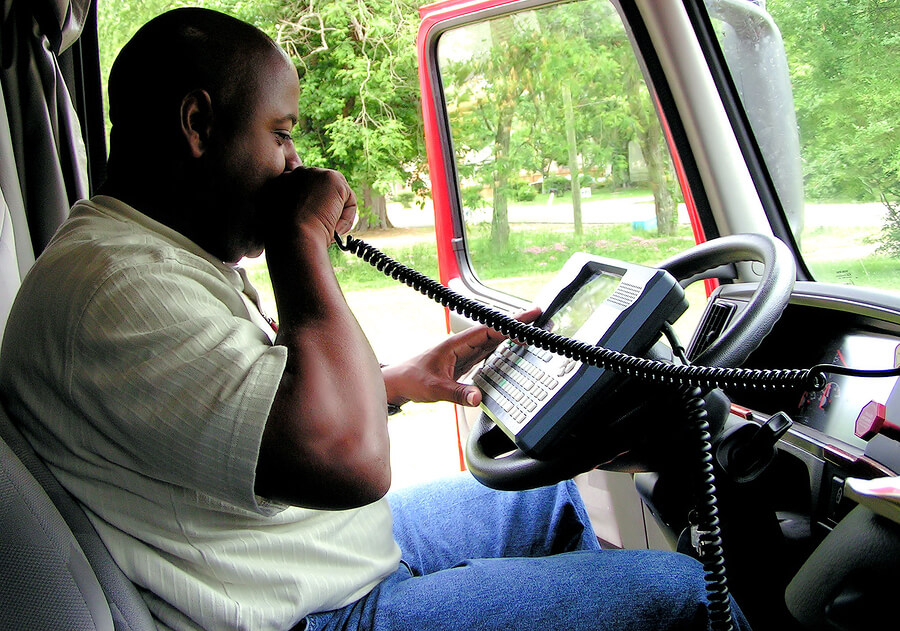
[2,1,900,630]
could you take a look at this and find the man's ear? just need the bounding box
[180,90,214,158]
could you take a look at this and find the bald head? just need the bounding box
[107,8,287,159]
[101,8,302,263]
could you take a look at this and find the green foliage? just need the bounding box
[99,0,426,220]
[770,0,900,203]
[278,0,425,214]
[461,186,487,212]
[393,191,415,208]
[97,0,284,138]
[440,0,679,247]
[767,0,900,255]
[512,181,537,202]
[876,192,900,258]
[542,175,571,194]
[96,0,900,258]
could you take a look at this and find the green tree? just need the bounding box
[770,0,900,203]
[768,0,900,255]
[277,0,425,232]
[620,58,680,236]
[98,0,283,136]
[530,4,616,237]
[877,186,900,258]
[99,0,424,234]
[441,16,543,249]
[441,0,680,247]
[528,3,665,234]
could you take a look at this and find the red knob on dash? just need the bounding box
[855,401,900,441]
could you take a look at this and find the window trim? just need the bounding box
[683,0,811,281]
[418,0,727,304]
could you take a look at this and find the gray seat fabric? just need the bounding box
[0,190,23,347]
[0,402,156,630]
[0,422,113,630]
[1,3,155,627]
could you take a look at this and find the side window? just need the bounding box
[436,0,696,303]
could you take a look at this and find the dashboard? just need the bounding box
[722,285,900,452]
[689,281,900,527]
[686,282,900,629]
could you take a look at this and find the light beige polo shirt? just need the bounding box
[0,196,400,630]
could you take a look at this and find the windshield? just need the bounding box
[705,0,900,294]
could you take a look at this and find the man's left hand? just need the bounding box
[381,307,541,409]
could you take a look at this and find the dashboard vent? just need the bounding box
[690,301,737,360]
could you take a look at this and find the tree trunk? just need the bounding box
[562,85,582,236]
[637,125,677,236]
[355,184,393,233]
[622,61,678,236]
[491,106,514,250]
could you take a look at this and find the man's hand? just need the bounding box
[382,307,541,409]
[263,167,357,249]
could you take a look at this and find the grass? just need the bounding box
[513,187,653,207]
[243,222,900,308]
[327,239,442,291]
[317,223,695,293]
[799,225,900,293]
[807,257,900,292]
[465,223,693,283]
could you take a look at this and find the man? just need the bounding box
[0,8,750,631]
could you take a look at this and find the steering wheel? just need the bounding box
[465,233,796,490]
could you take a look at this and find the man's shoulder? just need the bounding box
[9,199,240,352]
[35,198,220,292]
[52,198,191,264]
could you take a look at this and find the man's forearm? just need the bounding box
[256,222,391,509]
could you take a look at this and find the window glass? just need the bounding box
[436,0,700,313]
[706,0,900,294]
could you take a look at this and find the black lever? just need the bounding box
[716,411,793,483]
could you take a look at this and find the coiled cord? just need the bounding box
[337,232,742,629]
[683,386,734,631]
[335,233,827,392]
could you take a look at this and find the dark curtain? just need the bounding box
[1,0,94,335]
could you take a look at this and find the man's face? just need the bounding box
[208,52,301,262]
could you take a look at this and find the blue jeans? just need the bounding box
[302,473,751,631]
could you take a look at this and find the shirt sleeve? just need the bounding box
[67,256,288,514]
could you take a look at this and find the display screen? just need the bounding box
[544,271,621,338]
[792,332,899,449]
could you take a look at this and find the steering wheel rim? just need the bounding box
[466,233,796,490]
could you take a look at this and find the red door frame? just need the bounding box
[414,0,714,467]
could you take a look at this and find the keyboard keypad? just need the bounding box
[474,343,574,429]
